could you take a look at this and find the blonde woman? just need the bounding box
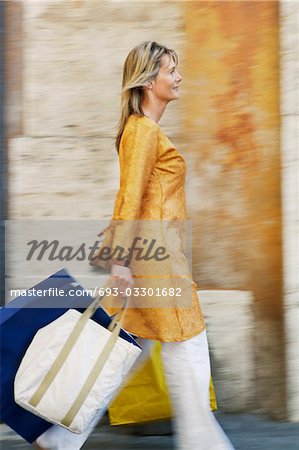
[36,41,235,450]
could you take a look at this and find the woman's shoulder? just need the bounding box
[119,115,161,153]
[125,114,160,133]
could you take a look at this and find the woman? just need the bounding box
[36,41,235,450]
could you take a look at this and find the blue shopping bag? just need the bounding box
[0,268,139,443]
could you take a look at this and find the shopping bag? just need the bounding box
[14,279,142,434]
[108,341,217,425]
[0,268,139,442]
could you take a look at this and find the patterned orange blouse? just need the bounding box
[95,114,206,342]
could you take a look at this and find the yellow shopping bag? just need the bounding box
[109,341,217,425]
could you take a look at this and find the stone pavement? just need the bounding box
[1,412,299,450]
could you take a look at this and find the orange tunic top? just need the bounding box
[95,114,206,342]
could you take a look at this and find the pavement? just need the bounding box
[1,412,299,450]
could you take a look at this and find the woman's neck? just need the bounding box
[141,99,167,123]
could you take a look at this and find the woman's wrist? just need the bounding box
[111,257,130,268]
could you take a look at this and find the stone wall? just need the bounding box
[182,1,285,419]
[9,0,184,220]
[280,0,299,422]
[200,290,256,412]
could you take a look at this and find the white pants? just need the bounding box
[36,329,235,450]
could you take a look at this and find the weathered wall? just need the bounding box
[6,0,287,418]
[9,0,184,219]
[200,289,256,412]
[280,0,299,422]
[181,1,285,419]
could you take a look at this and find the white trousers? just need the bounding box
[36,329,235,450]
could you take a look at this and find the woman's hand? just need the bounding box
[110,264,134,297]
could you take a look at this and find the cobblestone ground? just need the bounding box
[1,412,299,450]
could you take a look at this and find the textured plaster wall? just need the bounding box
[9,0,184,219]
[181,1,285,418]
[280,0,299,422]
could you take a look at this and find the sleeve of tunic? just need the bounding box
[110,118,160,262]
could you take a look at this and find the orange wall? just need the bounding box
[182,1,285,418]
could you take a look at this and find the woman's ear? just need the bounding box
[145,81,153,91]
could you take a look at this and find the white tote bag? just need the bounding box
[14,283,142,434]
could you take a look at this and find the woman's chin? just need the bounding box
[171,91,180,100]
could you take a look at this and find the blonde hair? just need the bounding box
[115,41,178,152]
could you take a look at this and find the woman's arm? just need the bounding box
[111,119,160,266]
[109,118,160,294]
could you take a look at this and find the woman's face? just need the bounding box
[151,54,182,103]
